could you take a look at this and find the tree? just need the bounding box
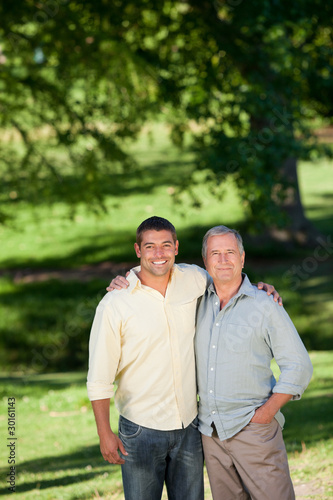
[1,0,332,244]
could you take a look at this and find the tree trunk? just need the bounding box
[269,157,322,247]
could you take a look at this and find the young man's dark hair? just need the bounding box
[136,216,177,246]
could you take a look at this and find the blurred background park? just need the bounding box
[0,0,332,498]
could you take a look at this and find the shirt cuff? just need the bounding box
[272,384,302,400]
[87,381,114,401]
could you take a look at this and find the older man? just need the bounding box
[195,225,313,500]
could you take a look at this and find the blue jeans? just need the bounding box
[118,415,204,500]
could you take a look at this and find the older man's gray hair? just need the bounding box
[202,225,244,259]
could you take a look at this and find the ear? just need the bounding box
[134,243,141,258]
[175,240,179,255]
[203,257,207,270]
[241,251,245,268]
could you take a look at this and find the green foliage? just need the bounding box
[0,1,333,230]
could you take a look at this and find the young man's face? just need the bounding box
[134,230,179,278]
[204,233,245,286]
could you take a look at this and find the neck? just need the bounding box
[137,270,171,297]
[214,275,243,309]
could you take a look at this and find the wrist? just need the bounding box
[97,425,113,438]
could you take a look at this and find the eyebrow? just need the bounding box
[143,240,173,247]
[210,248,236,253]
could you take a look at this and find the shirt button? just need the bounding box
[215,302,218,306]
[216,323,219,326]
[209,390,213,394]
[212,345,216,349]
[210,367,214,371]
[212,411,216,415]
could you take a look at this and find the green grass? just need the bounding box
[0,124,332,270]
[0,255,331,374]
[0,352,332,499]
[0,135,332,271]
[0,123,244,269]
[0,125,332,498]
[0,123,332,368]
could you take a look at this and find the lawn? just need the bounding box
[0,352,332,499]
[1,147,332,371]
[1,123,332,270]
[0,123,243,269]
[0,124,332,498]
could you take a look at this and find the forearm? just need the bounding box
[252,393,292,424]
[91,398,127,464]
[91,398,113,436]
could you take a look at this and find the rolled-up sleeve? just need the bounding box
[266,304,313,399]
[87,295,121,401]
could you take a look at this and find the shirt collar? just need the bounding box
[127,267,142,293]
[207,273,255,299]
[127,264,182,293]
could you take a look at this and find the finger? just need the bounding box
[278,297,283,306]
[103,452,125,465]
[118,440,128,457]
[272,290,280,302]
[112,452,125,465]
[108,283,123,290]
[113,455,125,465]
[117,276,130,286]
[257,282,264,289]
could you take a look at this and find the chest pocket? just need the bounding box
[168,299,197,338]
[224,323,253,352]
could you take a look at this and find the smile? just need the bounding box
[152,261,167,265]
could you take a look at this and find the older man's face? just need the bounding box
[204,233,245,286]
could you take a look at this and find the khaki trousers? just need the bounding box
[202,419,295,500]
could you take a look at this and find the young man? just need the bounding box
[87,216,280,500]
[195,225,313,500]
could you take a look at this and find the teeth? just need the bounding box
[153,261,167,265]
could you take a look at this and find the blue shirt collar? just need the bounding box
[207,273,255,299]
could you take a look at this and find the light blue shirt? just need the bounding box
[195,274,313,440]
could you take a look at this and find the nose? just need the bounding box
[154,246,164,258]
[220,253,229,263]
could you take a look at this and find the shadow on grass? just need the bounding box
[3,209,332,270]
[0,372,88,399]
[0,228,139,269]
[0,444,122,496]
[0,395,331,496]
[0,223,219,270]
[0,216,332,373]
[283,393,333,453]
[0,268,332,375]
[0,278,108,372]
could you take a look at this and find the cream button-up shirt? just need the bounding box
[87,263,209,431]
